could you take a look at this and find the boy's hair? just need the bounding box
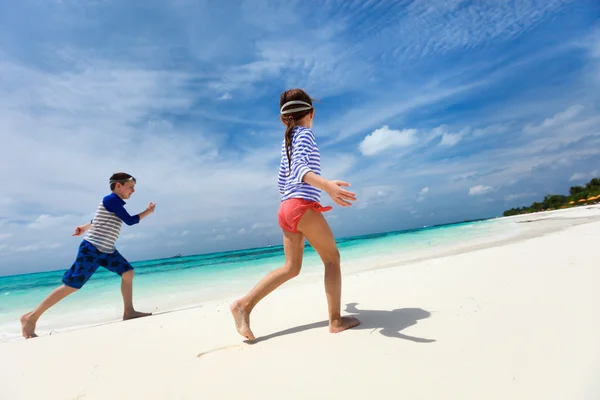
[109,172,136,190]
[279,88,315,173]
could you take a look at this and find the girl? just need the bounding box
[230,88,360,340]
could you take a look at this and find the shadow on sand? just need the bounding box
[249,302,435,344]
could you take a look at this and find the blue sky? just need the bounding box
[1,0,599,275]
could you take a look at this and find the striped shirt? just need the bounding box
[84,193,140,253]
[277,126,322,203]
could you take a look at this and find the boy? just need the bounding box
[20,172,156,339]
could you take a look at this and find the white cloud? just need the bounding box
[235,222,276,236]
[26,214,81,230]
[569,170,599,182]
[359,126,417,156]
[207,22,369,99]
[468,185,494,196]
[0,242,62,256]
[409,208,421,219]
[353,185,399,210]
[439,132,463,147]
[120,232,153,242]
[250,222,275,231]
[323,82,485,145]
[428,124,469,147]
[320,153,357,180]
[166,241,185,248]
[523,104,585,134]
[582,28,600,87]
[215,234,226,241]
[369,0,572,60]
[504,192,536,201]
[473,123,510,137]
[417,187,430,202]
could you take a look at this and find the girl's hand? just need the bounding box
[324,180,357,207]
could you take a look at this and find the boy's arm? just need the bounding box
[136,203,155,221]
[104,196,155,226]
[72,221,92,236]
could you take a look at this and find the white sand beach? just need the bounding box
[1,206,599,400]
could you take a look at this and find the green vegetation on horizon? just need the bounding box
[503,178,600,217]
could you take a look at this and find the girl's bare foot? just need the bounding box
[230,300,255,341]
[123,310,152,320]
[20,313,38,339]
[329,316,360,333]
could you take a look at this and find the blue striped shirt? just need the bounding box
[277,126,322,202]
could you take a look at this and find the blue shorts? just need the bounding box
[62,240,133,289]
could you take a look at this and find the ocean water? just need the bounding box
[0,218,522,342]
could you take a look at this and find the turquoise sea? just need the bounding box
[0,218,521,342]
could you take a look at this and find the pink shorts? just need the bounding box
[278,198,332,233]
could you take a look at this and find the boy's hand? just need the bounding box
[137,203,156,221]
[324,180,357,207]
[147,202,156,213]
[72,226,86,236]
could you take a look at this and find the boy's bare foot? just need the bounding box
[230,300,255,341]
[20,313,38,339]
[329,316,360,333]
[123,311,152,320]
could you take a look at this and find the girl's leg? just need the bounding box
[230,229,305,340]
[20,285,78,338]
[296,209,359,333]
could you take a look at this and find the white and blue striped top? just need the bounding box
[85,193,140,253]
[277,126,322,203]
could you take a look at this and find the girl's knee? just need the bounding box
[284,262,301,278]
[323,250,340,269]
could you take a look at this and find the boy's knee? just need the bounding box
[62,284,80,293]
[121,270,134,281]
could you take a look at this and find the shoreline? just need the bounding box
[1,204,594,281]
[2,205,598,343]
[1,207,599,399]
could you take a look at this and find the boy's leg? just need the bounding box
[21,285,78,338]
[296,209,360,333]
[230,229,305,340]
[121,270,151,320]
[20,240,98,339]
[102,250,151,320]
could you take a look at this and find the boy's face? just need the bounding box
[115,181,136,199]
